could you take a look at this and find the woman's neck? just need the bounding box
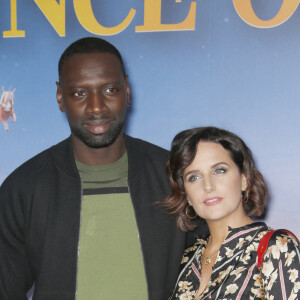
[206,215,253,250]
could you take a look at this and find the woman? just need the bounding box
[162,127,300,299]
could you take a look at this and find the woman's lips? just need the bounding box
[203,197,223,206]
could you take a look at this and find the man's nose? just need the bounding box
[86,92,107,114]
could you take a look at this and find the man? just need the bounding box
[0,38,201,299]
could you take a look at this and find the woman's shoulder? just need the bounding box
[264,229,300,256]
[260,228,300,278]
[259,229,300,298]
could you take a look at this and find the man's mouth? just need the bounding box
[83,118,113,134]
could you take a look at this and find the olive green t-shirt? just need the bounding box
[75,153,147,299]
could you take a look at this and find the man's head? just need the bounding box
[56,38,130,150]
[58,37,126,84]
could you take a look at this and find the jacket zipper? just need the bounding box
[74,179,83,300]
[127,182,150,299]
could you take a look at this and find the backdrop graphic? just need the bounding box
[1,0,299,242]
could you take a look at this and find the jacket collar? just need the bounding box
[49,134,144,180]
[49,137,80,179]
[124,134,145,180]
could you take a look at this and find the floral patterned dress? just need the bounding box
[170,222,300,300]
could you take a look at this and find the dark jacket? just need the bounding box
[0,135,197,300]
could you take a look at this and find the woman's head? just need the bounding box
[162,127,268,231]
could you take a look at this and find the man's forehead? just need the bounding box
[60,53,124,82]
[63,52,121,68]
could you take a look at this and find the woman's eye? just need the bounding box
[214,168,226,175]
[187,174,200,182]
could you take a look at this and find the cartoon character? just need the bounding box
[0,87,16,131]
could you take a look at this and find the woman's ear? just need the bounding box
[241,174,247,192]
[187,197,191,206]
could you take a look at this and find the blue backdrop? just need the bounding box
[1,0,299,238]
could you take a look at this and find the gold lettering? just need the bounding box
[3,0,25,38]
[136,0,196,32]
[34,0,65,36]
[73,0,135,35]
[233,0,300,28]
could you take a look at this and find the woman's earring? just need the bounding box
[242,190,249,203]
[185,200,198,219]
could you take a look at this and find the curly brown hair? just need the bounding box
[161,127,268,232]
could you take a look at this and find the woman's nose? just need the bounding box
[203,176,215,193]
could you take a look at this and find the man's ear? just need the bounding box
[56,82,65,112]
[125,75,131,107]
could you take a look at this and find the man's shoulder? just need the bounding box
[124,134,169,162]
[1,138,71,188]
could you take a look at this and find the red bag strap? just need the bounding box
[257,229,299,269]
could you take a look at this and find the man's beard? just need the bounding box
[70,121,124,148]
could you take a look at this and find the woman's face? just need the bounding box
[183,141,247,224]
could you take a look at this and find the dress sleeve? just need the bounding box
[0,176,34,300]
[260,231,300,300]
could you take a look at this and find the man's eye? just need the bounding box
[214,168,226,175]
[73,90,86,97]
[104,87,118,94]
[187,174,200,182]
